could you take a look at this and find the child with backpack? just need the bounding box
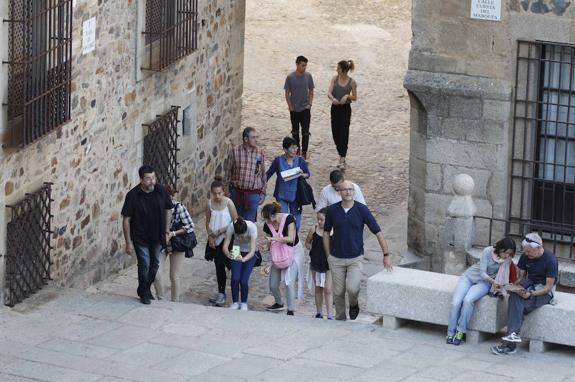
[305,208,333,319]
[261,202,303,316]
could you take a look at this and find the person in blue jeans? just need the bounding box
[222,217,258,311]
[266,136,310,231]
[447,237,516,345]
[121,165,174,305]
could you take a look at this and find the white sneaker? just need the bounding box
[240,303,248,311]
[229,302,240,310]
[501,332,522,343]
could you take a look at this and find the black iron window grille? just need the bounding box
[508,40,575,260]
[4,183,53,307]
[3,0,73,147]
[142,0,198,71]
[143,106,180,191]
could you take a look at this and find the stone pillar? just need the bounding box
[442,174,476,275]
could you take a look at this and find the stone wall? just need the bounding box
[406,0,575,271]
[0,0,245,295]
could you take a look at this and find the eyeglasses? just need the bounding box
[340,188,354,192]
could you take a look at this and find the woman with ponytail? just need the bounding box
[261,202,305,315]
[327,60,357,170]
[205,176,238,307]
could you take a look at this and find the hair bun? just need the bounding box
[214,175,223,182]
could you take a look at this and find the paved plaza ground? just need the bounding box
[2,288,575,382]
[4,0,575,381]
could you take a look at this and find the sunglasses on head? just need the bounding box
[524,236,540,245]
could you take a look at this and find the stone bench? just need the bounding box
[521,291,575,352]
[366,267,507,343]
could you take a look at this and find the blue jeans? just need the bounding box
[447,275,491,335]
[134,242,162,299]
[230,253,257,303]
[279,199,301,231]
[230,188,260,222]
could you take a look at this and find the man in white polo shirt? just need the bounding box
[316,170,366,210]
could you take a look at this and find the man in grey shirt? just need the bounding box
[284,55,314,160]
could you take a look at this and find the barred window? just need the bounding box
[143,106,180,191]
[4,0,73,147]
[142,0,198,71]
[509,41,575,256]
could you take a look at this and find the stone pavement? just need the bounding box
[2,288,575,382]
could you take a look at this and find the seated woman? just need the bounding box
[447,237,517,345]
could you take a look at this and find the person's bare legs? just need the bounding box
[313,271,324,315]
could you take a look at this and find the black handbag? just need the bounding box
[254,250,262,267]
[205,242,217,261]
[296,175,316,209]
[170,203,197,258]
[170,223,197,258]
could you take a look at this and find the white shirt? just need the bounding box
[226,220,257,252]
[316,182,366,210]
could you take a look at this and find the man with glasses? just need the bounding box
[491,232,558,355]
[323,181,392,320]
[316,169,366,210]
[224,127,267,222]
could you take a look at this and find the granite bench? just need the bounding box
[521,291,575,352]
[366,267,507,343]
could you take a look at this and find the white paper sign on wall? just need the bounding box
[82,17,96,55]
[470,0,501,21]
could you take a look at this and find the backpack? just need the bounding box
[265,214,294,269]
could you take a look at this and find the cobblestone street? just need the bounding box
[93,0,412,319]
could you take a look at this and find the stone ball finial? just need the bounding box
[453,174,474,196]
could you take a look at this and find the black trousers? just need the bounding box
[331,104,352,157]
[290,109,311,153]
[213,241,231,293]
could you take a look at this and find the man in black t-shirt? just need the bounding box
[491,232,558,355]
[121,165,174,304]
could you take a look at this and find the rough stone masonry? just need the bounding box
[0,0,246,297]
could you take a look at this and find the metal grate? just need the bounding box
[3,0,73,147]
[474,215,575,261]
[142,0,198,71]
[4,183,53,307]
[508,40,575,260]
[143,106,180,191]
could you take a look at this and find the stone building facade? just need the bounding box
[405,0,575,272]
[0,0,246,302]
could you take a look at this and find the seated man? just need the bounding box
[491,232,558,355]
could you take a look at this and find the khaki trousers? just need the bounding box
[154,251,185,302]
[328,255,363,320]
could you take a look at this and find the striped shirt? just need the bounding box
[224,144,266,194]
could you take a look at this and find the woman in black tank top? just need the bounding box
[327,60,357,171]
